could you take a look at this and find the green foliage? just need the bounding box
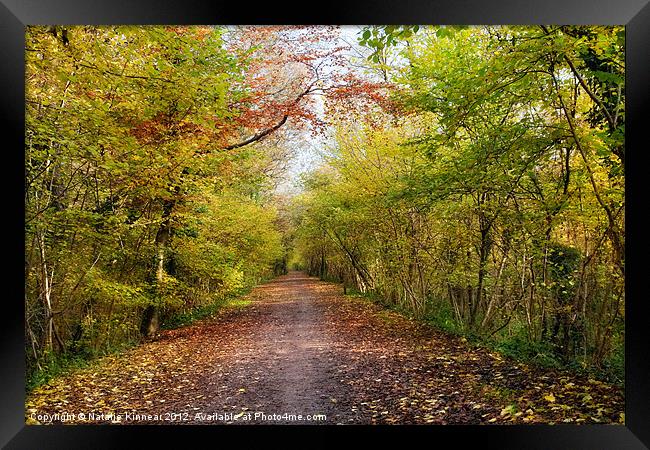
[25,26,288,382]
[600,332,624,384]
[491,328,563,370]
[87,270,151,308]
[161,291,253,330]
[358,25,420,63]
[296,25,624,378]
[27,352,92,394]
[423,302,466,336]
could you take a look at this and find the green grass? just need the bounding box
[422,303,467,337]
[160,288,254,330]
[343,286,384,303]
[344,287,624,386]
[27,352,91,393]
[225,297,252,309]
[26,339,137,394]
[490,333,562,369]
[28,288,256,394]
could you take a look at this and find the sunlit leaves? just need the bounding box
[358,25,420,63]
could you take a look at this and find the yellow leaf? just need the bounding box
[544,393,556,403]
[25,416,41,425]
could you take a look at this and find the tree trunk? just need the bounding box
[473,203,492,330]
[140,198,174,338]
[140,304,160,338]
[38,232,54,353]
[320,249,327,279]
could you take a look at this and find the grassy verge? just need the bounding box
[27,287,256,394]
[160,290,253,330]
[343,287,624,386]
[26,340,137,394]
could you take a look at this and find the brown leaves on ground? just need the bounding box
[324,291,623,425]
[26,272,623,425]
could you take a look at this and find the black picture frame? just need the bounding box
[3,1,648,448]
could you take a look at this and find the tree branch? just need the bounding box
[221,81,318,151]
[539,25,616,131]
[223,114,289,150]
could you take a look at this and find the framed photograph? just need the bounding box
[4,0,648,448]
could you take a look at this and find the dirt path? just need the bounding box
[190,271,358,424]
[26,271,624,425]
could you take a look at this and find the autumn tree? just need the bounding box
[294,25,624,378]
